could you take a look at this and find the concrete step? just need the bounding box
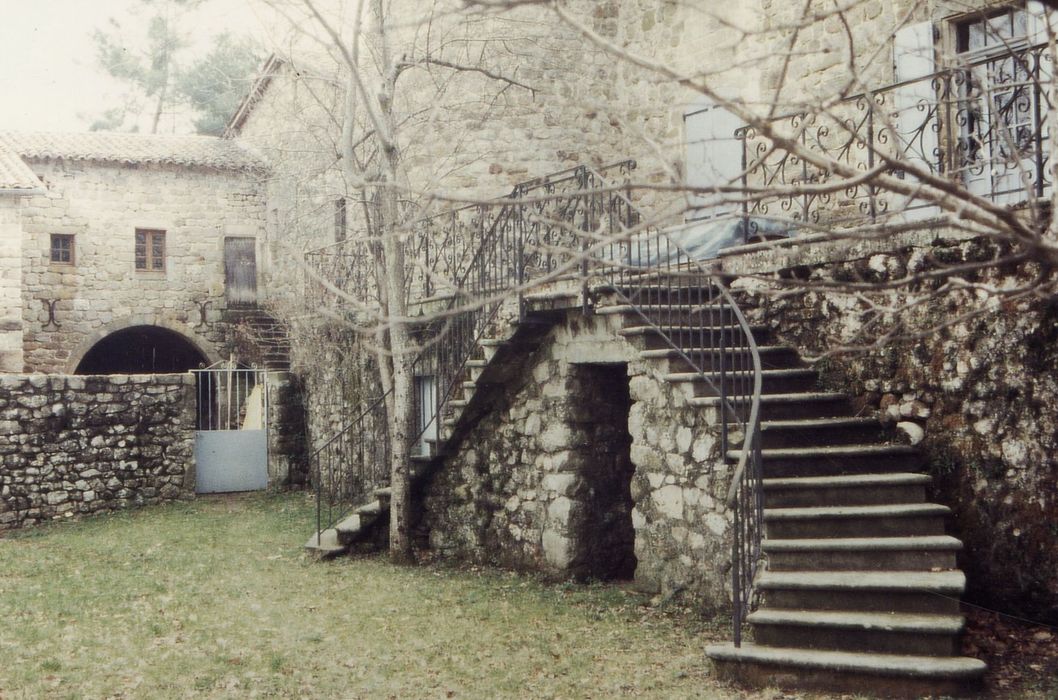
[758,570,965,614]
[730,443,923,477]
[641,345,802,372]
[750,417,888,449]
[664,368,820,397]
[763,503,950,539]
[705,643,985,697]
[749,609,964,656]
[763,473,931,507]
[618,324,769,350]
[698,392,850,421]
[373,486,392,500]
[303,528,347,558]
[763,535,963,571]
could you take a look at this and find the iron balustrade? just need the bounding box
[306,160,765,653]
[740,40,1053,231]
[582,166,764,647]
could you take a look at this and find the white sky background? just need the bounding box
[0,0,282,133]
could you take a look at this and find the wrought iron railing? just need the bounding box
[582,166,764,646]
[741,40,1052,230]
[306,161,767,648]
[313,392,391,539]
[308,161,640,538]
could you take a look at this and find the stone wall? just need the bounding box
[0,197,22,372]
[18,159,266,372]
[723,233,1058,623]
[0,373,195,530]
[422,311,733,610]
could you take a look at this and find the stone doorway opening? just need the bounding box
[567,363,636,581]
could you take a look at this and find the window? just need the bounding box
[49,234,74,265]
[413,375,437,456]
[135,229,166,271]
[334,197,346,242]
[951,4,1047,202]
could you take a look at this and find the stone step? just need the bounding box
[478,338,507,361]
[763,473,931,508]
[757,570,965,614]
[699,392,850,421]
[373,486,392,500]
[641,345,802,372]
[465,359,488,381]
[664,368,820,397]
[763,535,963,571]
[729,443,923,477]
[705,643,985,697]
[749,609,965,657]
[763,503,950,539]
[618,324,769,350]
[595,303,737,327]
[303,528,347,558]
[752,416,888,449]
[355,499,386,517]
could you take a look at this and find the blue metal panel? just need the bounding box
[195,429,268,493]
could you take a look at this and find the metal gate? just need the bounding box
[193,364,269,493]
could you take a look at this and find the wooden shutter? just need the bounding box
[224,237,258,307]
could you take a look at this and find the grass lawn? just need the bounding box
[0,493,1054,699]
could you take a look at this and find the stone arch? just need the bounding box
[66,315,222,374]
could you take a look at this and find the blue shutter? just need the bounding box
[684,99,743,221]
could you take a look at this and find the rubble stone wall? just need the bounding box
[0,373,195,530]
[422,311,734,611]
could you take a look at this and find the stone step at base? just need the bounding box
[706,643,985,697]
[758,570,965,614]
[303,528,347,558]
[763,535,963,571]
[748,609,964,656]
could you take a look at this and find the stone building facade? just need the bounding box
[1,0,1053,629]
[0,132,270,374]
[214,0,1058,624]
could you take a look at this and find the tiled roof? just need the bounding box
[0,131,268,173]
[0,141,43,192]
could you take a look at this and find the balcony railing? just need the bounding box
[741,40,1053,231]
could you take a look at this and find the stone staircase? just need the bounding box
[304,486,392,557]
[302,280,986,695]
[224,307,292,370]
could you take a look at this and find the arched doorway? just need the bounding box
[74,325,208,374]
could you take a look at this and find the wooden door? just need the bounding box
[224,237,257,306]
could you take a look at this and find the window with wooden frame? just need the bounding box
[49,234,74,265]
[135,229,166,272]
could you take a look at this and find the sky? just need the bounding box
[0,0,276,133]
